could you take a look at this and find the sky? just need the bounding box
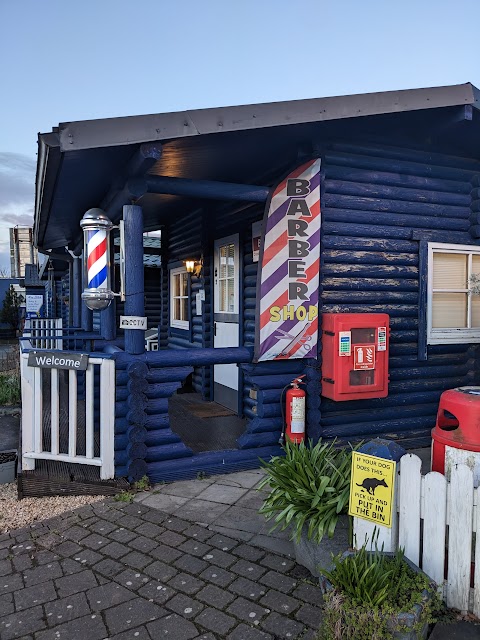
[1,0,480,273]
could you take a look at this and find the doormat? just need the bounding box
[187,403,236,418]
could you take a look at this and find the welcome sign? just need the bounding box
[28,351,89,371]
[254,159,321,362]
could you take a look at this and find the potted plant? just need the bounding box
[319,540,441,640]
[258,439,354,575]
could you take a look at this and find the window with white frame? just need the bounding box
[170,267,189,330]
[428,242,480,344]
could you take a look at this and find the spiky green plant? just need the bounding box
[319,537,441,639]
[258,439,353,543]
[321,540,407,608]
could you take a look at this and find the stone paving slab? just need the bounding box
[2,452,463,639]
[0,497,323,639]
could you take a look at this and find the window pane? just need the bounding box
[219,280,227,312]
[174,298,181,321]
[432,293,467,328]
[172,274,179,297]
[220,246,227,279]
[472,255,480,275]
[227,277,235,312]
[472,295,480,327]
[227,244,235,278]
[180,298,188,321]
[433,253,467,289]
[180,272,188,295]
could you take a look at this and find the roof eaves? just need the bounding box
[56,83,477,153]
[34,131,61,249]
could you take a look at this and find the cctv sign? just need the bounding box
[119,316,147,330]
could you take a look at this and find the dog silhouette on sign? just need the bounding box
[356,477,388,496]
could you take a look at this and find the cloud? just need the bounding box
[0,151,35,275]
[0,152,36,208]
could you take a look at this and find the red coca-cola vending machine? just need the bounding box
[321,313,390,401]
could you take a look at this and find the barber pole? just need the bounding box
[80,209,115,310]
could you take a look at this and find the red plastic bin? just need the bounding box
[431,386,480,474]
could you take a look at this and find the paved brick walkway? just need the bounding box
[0,498,323,639]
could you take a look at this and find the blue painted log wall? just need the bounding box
[319,141,480,447]
[150,138,480,474]
[114,354,194,480]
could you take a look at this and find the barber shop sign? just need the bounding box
[254,159,321,362]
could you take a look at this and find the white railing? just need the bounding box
[354,454,480,616]
[23,318,63,350]
[20,352,115,480]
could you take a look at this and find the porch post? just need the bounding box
[72,256,82,328]
[123,204,145,354]
[101,295,116,340]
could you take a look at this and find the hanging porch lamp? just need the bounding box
[80,208,115,310]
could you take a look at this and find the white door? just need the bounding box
[214,234,240,411]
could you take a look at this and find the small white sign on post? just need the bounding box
[26,294,44,318]
[119,316,147,330]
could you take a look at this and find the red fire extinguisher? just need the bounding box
[284,375,306,444]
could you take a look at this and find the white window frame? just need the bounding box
[427,242,480,344]
[214,234,239,316]
[170,267,189,330]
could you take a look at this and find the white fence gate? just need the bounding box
[20,350,115,480]
[354,454,480,616]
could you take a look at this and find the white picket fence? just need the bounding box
[23,318,63,349]
[20,351,115,480]
[354,454,480,616]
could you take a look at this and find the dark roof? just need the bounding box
[35,83,480,252]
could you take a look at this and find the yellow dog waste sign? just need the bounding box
[348,452,396,527]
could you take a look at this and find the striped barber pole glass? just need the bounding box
[86,229,108,289]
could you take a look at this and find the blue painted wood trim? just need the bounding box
[146,445,282,484]
[418,240,428,361]
[237,229,245,416]
[123,205,145,355]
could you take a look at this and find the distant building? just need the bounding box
[9,226,37,277]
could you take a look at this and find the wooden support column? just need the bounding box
[123,204,145,354]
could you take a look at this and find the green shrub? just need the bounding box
[133,475,150,491]
[319,540,441,639]
[258,439,353,543]
[0,374,21,406]
[114,490,134,503]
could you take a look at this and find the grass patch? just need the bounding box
[0,374,20,406]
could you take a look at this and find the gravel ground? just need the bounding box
[0,482,104,533]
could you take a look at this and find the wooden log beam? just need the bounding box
[114,346,253,367]
[128,175,270,203]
